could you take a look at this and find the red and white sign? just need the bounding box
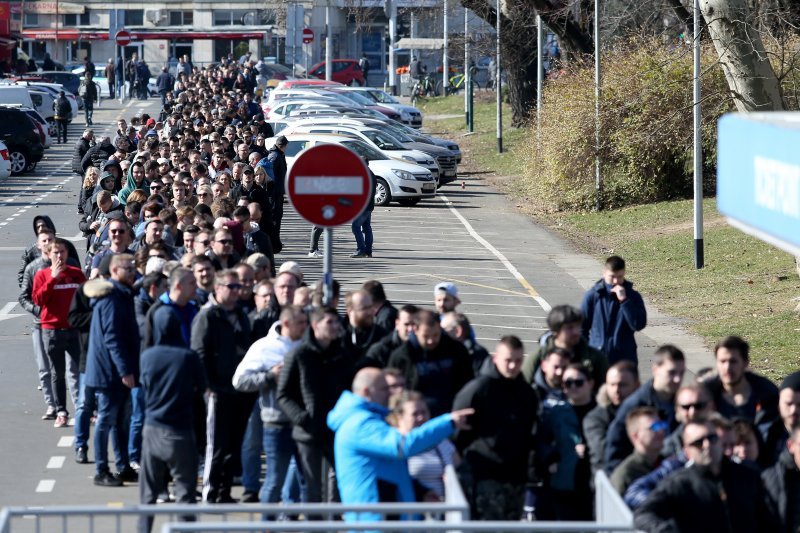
[302,27,314,45]
[115,29,131,46]
[287,144,371,228]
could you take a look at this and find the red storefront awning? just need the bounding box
[22,29,265,41]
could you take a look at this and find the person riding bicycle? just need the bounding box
[409,56,424,82]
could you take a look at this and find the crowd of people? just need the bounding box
[14,56,800,533]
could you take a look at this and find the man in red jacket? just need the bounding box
[33,238,86,428]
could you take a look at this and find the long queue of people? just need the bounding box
[14,57,800,533]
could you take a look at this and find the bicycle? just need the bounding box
[437,68,482,96]
[410,74,438,105]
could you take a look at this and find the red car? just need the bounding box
[308,59,365,86]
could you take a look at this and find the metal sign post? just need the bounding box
[692,0,704,269]
[496,0,502,153]
[286,145,371,308]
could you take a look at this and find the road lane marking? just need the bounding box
[35,480,55,493]
[439,194,552,313]
[0,302,16,314]
[57,436,75,448]
[46,456,65,469]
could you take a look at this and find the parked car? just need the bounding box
[28,89,55,121]
[15,81,79,119]
[283,123,441,182]
[72,66,157,98]
[0,140,12,179]
[342,87,423,128]
[307,59,365,86]
[287,116,458,184]
[318,88,402,121]
[270,133,436,206]
[17,106,54,148]
[39,71,81,96]
[274,79,343,90]
[0,106,46,174]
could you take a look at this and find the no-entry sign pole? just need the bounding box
[287,144,371,307]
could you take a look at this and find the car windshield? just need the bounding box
[367,90,399,104]
[378,124,413,143]
[362,130,404,150]
[334,91,374,106]
[342,140,388,161]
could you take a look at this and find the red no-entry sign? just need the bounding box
[287,144,371,228]
[302,28,314,45]
[115,30,132,46]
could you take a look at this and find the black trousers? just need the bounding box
[55,118,68,143]
[201,391,256,502]
[295,439,339,504]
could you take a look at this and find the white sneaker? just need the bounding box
[308,250,323,258]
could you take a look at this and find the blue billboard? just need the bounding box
[717,113,800,256]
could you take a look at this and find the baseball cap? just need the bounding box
[157,157,170,165]
[278,261,303,282]
[434,282,459,299]
[146,118,156,127]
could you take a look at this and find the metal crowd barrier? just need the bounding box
[0,468,636,533]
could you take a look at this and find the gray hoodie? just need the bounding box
[232,321,302,426]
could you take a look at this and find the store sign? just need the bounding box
[16,2,85,14]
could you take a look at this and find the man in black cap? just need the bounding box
[266,136,288,253]
[763,371,800,466]
[253,114,273,138]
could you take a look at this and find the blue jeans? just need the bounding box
[260,425,306,504]
[240,401,263,494]
[94,386,130,474]
[74,372,97,451]
[128,386,144,463]
[351,211,373,254]
[282,457,305,503]
[83,99,93,124]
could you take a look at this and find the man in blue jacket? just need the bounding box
[85,253,140,487]
[327,367,474,524]
[581,255,647,364]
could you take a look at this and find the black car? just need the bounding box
[39,71,81,96]
[0,106,45,174]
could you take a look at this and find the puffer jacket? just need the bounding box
[233,321,302,426]
[72,136,92,175]
[190,303,251,394]
[327,390,454,524]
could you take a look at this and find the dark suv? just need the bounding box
[0,107,45,174]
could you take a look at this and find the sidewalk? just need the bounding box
[439,175,711,379]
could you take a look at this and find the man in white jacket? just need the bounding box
[233,305,308,504]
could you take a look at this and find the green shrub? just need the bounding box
[519,39,733,211]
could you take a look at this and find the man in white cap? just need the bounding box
[434,282,461,314]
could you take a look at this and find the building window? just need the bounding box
[169,10,193,26]
[125,9,144,26]
[214,39,249,61]
[23,13,39,27]
[213,10,250,26]
[64,11,91,26]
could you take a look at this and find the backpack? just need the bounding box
[56,98,71,119]
[78,82,87,98]
[359,57,370,72]
[256,156,275,182]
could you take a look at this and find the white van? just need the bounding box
[28,90,55,121]
[0,86,34,109]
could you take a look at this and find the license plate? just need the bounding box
[445,170,456,177]
[422,184,435,192]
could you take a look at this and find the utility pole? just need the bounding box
[536,13,543,133]
[594,0,601,210]
[325,1,332,81]
[495,0,502,153]
[443,0,448,94]
[387,0,396,95]
[693,0,704,268]
[464,7,469,126]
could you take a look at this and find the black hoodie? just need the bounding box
[17,215,80,287]
[80,139,115,174]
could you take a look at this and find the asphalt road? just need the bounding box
[0,96,709,531]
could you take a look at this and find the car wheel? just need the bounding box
[9,150,28,174]
[398,197,421,206]
[374,178,391,206]
[25,160,37,172]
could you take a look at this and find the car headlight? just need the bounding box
[392,169,416,181]
[448,144,459,151]
[401,155,416,162]
[423,160,435,166]
[400,110,411,120]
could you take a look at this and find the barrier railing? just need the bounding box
[0,468,636,533]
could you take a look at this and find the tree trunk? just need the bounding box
[699,0,785,112]
[505,49,539,126]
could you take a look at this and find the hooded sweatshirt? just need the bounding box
[232,321,303,426]
[117,162,149,205]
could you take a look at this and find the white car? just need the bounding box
[266,133,436,206]
[342,87,423,128]
[266,99,349,120]
[14,81,78,119]
[0,140,11,179]
[261,89,339,115]
[72,66,157,98]
[282,123,441,182]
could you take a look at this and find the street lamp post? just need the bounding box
[594,0,601,211]
[495,0,502,153]
[693,0,704,268]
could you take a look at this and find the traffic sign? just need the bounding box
[302,28,314,44]
[115,29,132,46]
[718,113,800,257]
[287,144,371,228]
